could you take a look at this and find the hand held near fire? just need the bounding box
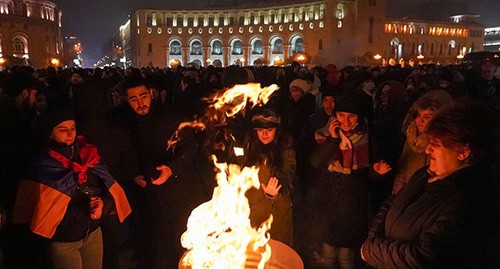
[261,177,282,198]
[373,160,392,175]
[328,117,341,139]
[151,165,172,185]
[134,175,147,188]
[89,197,103,220]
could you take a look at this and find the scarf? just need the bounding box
[48,141,100,185]
[328,128,369,174]
[406,122,429,153]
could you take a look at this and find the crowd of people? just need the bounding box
[0,60,499,269]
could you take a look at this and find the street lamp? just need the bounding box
[373,54,382,60]
[417,54,424,59]
[456,54,464,60]
[0,57,5,65]
[51,58,60,66]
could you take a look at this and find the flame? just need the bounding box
[181,158,272,269]
[211,83,279,118]
[168,83,278,149]
[177,83,279,268]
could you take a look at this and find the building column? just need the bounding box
[243,45,250,66]
[182,46,189,65]
[263,45,270,65]
[283,44,290,60]
[165,48,170,67]
[202,46,209,66]
[223,46,230,66]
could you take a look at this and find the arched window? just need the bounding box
[170,40,181,55]
[232,40,243,55]
[191,40,202,55]
[13,37,27,54]
[272,38,283,54]
[148,43,152,53]
[292,37,304,53]
[212,40,222,55]
[252,40,263,54]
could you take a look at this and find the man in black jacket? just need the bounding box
[123,75,204,269]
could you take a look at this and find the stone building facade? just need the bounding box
[119,0,484,68]
[384,14,485,66]
[0,0,63,69]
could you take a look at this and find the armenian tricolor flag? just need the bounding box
[14,136,132,239]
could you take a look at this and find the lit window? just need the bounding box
[152,14,157,26]
[337,21,342,28]
[170,41,181,55]
[212,40,223,55]
[252,40,263,54]
[336,4,344,20]
[232,40,243,55]
[272,39,283,54]
[293,38,304,53]
[191,41,202,55]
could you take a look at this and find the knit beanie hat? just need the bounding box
[252,107,281,128]
[289,79,310,93]
[335,93,363,115]
[41,107,75,137]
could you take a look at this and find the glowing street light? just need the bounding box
[457,54,464,60]
[51,58,60,66]
[373,54,382,60]
[0,57,5,65]
[417,54,425,59]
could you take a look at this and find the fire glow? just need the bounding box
[175,83,279,268]
[180,159,273,269]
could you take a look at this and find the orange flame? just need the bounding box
[178,83,279,268]
[180,158,273,269]
[168,83,278,149]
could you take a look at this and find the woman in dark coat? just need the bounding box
[243,108,295,246]
[362,101,499,269]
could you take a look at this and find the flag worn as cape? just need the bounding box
[28,136,132,239]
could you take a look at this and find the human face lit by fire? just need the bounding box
[290,86,305,103]
[425,136,470,178]
[322,96,335,116]
[336,111,359,132]
[127,85,153,116]
[256,128,277,145]
[415,109,434,134]
[51,120,76,146]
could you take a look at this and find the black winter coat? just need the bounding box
[362,166,500,269]
[129,105,204,220]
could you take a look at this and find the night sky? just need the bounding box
[52,0,500,66]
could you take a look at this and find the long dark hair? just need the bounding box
[245,127,293,172]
